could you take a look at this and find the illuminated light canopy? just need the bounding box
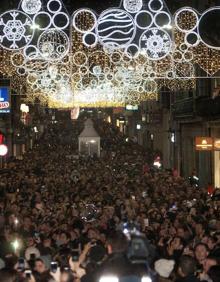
[1,0,220,108]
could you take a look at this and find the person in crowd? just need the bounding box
[0,118,219,282]
[154,259,175,282]
[175,255,200,282]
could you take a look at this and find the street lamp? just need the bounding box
[0,144,8,168]
[0,144,8,156]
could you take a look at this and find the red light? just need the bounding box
[0,133,4,145]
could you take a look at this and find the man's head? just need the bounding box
[194,243,209,263]
[178,255,197,277]
[34,258,48,274]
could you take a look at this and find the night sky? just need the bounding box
[1,0,219,14]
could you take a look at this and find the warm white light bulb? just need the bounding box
[142,277,152,282]
[99,276,119,282]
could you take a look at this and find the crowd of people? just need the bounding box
[0,117,220,282]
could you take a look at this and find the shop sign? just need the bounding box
[195,137,213,151]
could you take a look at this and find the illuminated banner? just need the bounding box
[0,87,10,113]
[214,139,220,150]
[195,137,213,151]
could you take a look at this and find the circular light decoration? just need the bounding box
[72,51,88,66]
[143,80,156,92]
[83,32,98,47]
[183,50,193,62]
[47,0,62,14]
[179,43,188,52]
[134,10,153,30]
[37,29,69,61]
[96,9,136,49]
[106,73,114,81]
[185,31,200,47]
[93,65,102,76]
[52,12,70,30]
[139,27,172,60]
[21,0,42,14]
[154,11,171,29]
[123,0,143,14]
[148,0,163,12]
[33,11,52,31]
[72,9,97,33]
[174,8,198,32]
[175,62,194,78]
[17,67,26,76]
[125,43,139,58]
[23,44,39,59]
[79,66,89,75]
[0,10,34,50]
[110,51,122,63]
[11,52,25,67]
[198,7,220,50]
[0,144,8,156]
[166,71,175,79]
[27,73,38,85]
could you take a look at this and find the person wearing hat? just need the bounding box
[154,259,175,282]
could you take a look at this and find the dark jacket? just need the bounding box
[175,274,200,282]
[92,252,145,282]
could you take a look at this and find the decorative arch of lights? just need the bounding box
[1,0,220,108]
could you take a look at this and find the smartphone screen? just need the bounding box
[18,258,25,271]
[50,262,58,273]
[72,251,79,262]
[144,218,149,227]
[25,270,32,279]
